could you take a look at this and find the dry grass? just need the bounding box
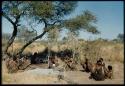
[2,60,124,84]
[2,40,124,84]
[79,41,124,63]
[6,42,46,54]
[2,61,67,84]
[2,40,124,63]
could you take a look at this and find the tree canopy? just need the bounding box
[2,1,100,56]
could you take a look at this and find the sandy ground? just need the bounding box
[2,61,124,84]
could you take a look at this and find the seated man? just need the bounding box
[48,57,55,68]
[89,60,105,81]
[31,52,37,64]
[54,56,59,67]
[97,58,113,79]
[81,58,93,72]
[6,57,18,73]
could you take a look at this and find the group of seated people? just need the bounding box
[48,55,77,71]
[4,50,113,80]
[63,56,77,71]
[81,57,113,81]
[5,55,30,73]
[30,48,50,64]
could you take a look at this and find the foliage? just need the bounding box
[64,10,100,34]
[2,1,100,55]
[2,1,28,25]
[17,26,37,42]
[27,1,77,27]
[47,27,61,42]
[112,33,124,43]
[117,33,124,42]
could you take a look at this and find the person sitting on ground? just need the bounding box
[31,52,37,64]
[6,56,18,73]
[54,56,59,67]
[105,65,113,79]
[81,58,93,72]
[89,60,106,81]
[48,57,54,68]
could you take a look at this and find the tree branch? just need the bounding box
[15,11,24,25]
[31,25,37,36]
[39,18,47,28]
[17,30,47,55]
[2,12,15,25]
[17,18,48,55]
[52,20,61,25]
[2,11,23,56]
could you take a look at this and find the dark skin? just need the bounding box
[89,60,106,81]
[31,52,37,64]
[89,58,114,80]
[97,58,113,79]
[48,57,57,68]
[105,65,113,79]
[81,58,93,72]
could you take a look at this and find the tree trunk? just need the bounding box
[2,12,21,56]
[17,31,47,55]
[4,25,17,56]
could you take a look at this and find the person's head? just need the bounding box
[108,65,112,71]
[85,58,88,62]
[16,55,20,58]
[23,56,27,60]
[102,63,105,66]
[13,56,17,61]
[99,58,103,62]
[34,52,37,56]
[96,60,102,65]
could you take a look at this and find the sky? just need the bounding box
[2,1,124,40]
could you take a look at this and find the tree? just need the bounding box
[47,27,61,43]
[2,1,28,55]
[117,33,124,42]
[17,26,37,43]
[3,1,100,56]
[17,1,78,55]
[112,33,124,43]
[64,10,100,34]
[66,31,79,60]
[18,2,100,55]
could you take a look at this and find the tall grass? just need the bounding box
[2,40,124,63]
